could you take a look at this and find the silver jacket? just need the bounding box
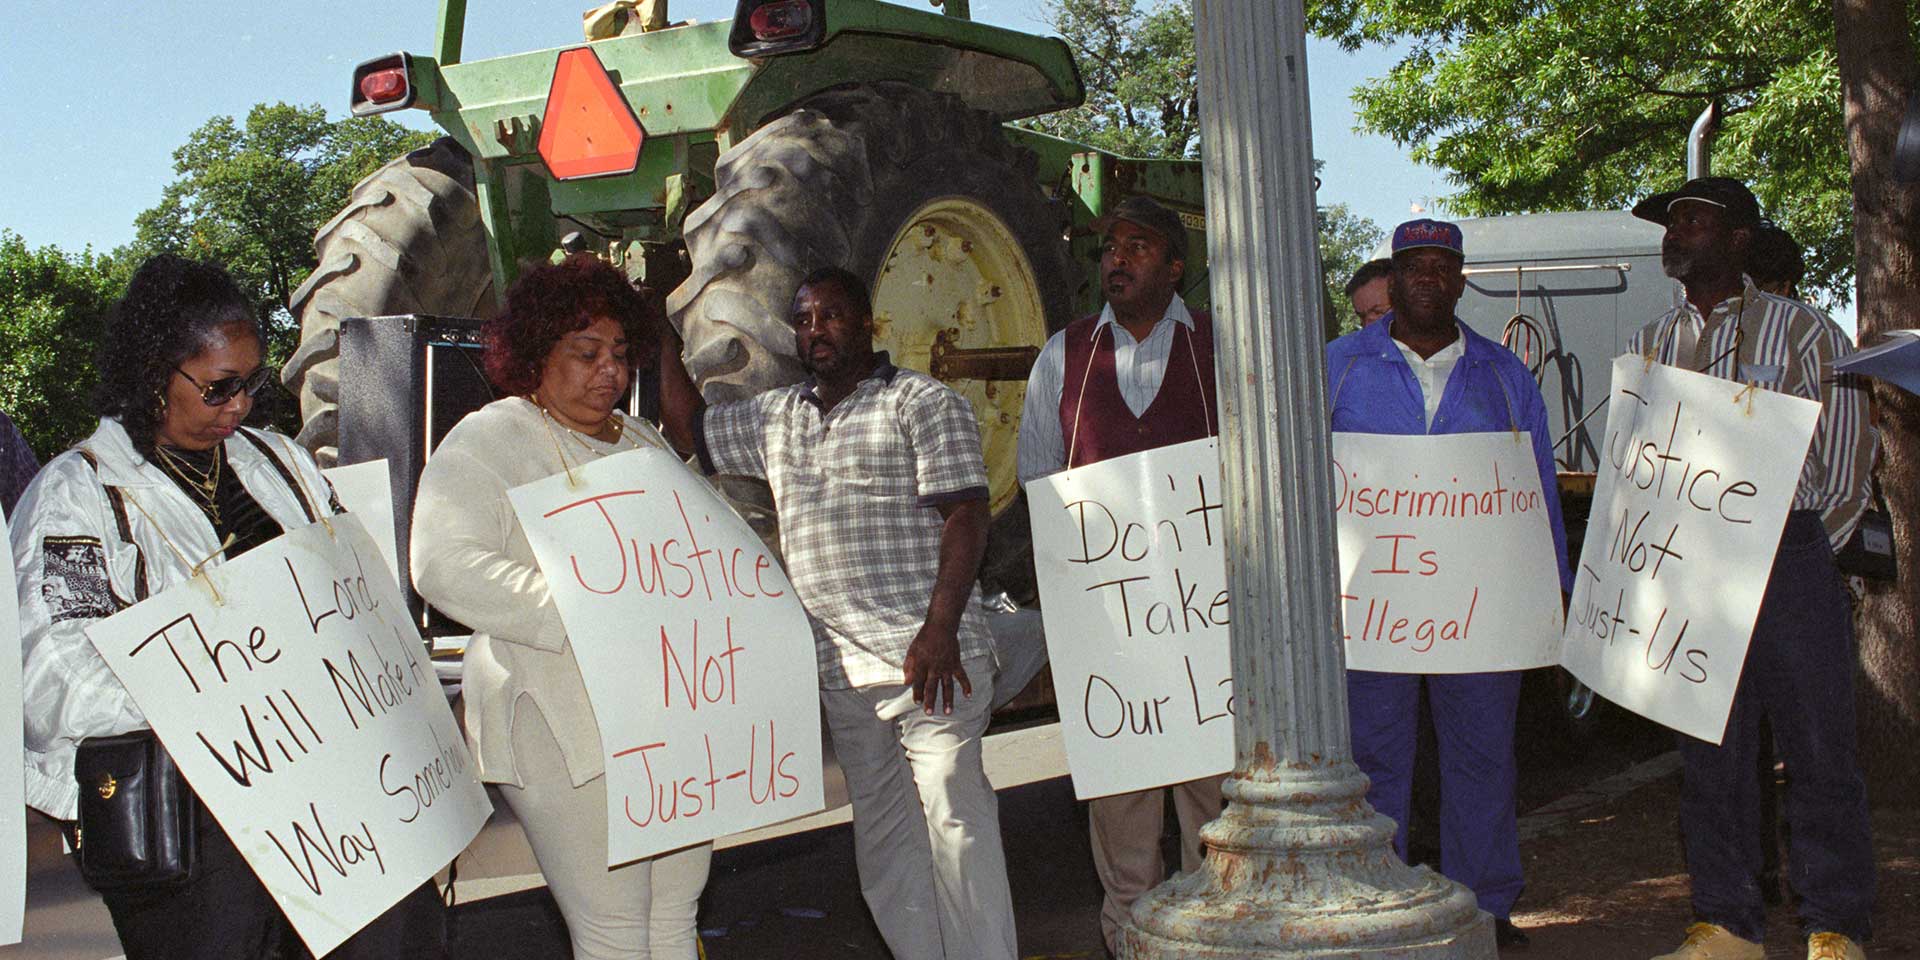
[10,418,335,819]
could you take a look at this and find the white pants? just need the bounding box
[821,655,1016,960]
[497,703,713,960]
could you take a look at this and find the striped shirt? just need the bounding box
[1017,297,1197,482]
[1627,277,1873,548]
[696,356,994,689]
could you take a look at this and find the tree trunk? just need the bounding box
[1833,0,1920,805]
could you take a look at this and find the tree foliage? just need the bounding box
[1035,0,1382,329]
[1030,0,1202,158]
[1304,0,1914,307]
[1320,199,1386,335]
[0,232,132,458]
[133,102,434,361]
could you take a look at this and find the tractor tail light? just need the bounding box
[360,68,408,104]
[750,0,813,39]
[350,53,417,116]
[729,0,826,57]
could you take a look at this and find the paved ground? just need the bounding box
[1509,770,1919,959]
[14,700,1914,959]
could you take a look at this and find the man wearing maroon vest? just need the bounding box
[1016,195,1220,956]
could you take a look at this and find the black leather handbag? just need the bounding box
[73,730,197,891]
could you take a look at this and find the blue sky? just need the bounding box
[0,0,1451,257]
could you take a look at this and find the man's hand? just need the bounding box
[904,621,972,715]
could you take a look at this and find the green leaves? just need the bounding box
[1030,0,1202,158]
[1307,0,1890,306]
[131,103,434,364]
[0,104,436,456]
[0,232,131,458]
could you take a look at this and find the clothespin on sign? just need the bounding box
[189,534,238,607]
[1732,381,1760,416]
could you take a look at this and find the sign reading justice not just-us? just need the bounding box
[509,447,824,866]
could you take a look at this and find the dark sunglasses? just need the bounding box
[175,366,273,406]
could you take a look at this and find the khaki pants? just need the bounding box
[498,703,712,960]
[1088,775,1225,953]
[821,655,1016,960]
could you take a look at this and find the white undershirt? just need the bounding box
[1391,326,1466,430]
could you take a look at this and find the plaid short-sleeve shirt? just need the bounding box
[696,354,993,688]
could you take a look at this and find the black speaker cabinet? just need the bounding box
[338,315,495,634]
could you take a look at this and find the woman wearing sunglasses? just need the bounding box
[410,255,710,960]
[9,254,446,959]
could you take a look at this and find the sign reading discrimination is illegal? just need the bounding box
[1333,431,1565,673]
[1559,357,1819,744]
[83,515,490,958]
[509,448,824,866]
[1026,438,1236,800]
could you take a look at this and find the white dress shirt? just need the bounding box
[1017,298,1197,482]
[1390,323,1466,431]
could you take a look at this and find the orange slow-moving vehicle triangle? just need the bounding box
[538,47,647,180]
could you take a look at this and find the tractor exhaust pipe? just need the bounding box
[1687,103,1720,179]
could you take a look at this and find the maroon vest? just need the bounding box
[1057,308,1218,469]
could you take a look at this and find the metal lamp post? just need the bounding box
[1121,0,1496,955]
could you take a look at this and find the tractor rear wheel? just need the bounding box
[668,81,1078,601]
[282,137,497,464]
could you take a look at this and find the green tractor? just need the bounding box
[283,0,1211,601]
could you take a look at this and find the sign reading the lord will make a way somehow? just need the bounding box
[509,448,823,865]
[1561,356,1819,744]
[84,515,490,958]
[1027,438,1235,800]
[1333,431,1565,673]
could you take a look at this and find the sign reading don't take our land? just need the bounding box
[509,447,824,866]
[1026,438,1236,800]
[83,515,489,958]
[1560,357,1819,744]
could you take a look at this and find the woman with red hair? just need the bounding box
[410,255,710,959]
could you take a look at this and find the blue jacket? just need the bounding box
[1326,315,1572,591]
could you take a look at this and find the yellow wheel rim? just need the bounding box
[870,198,1049,516]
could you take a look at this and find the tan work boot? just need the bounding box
[1807,931,1867,960]
[1651,923,1765,960]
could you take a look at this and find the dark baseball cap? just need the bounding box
[1391,218,1465,258]
[1091,195,1188,261]
[1631,177,1762,227]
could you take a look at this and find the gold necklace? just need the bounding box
[537,400,628,454]
[155,443,224,526]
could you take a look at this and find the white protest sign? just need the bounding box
[323,460,400,583]
[1334,432,1565,673]
[84,516,489,957]
[1025,438,1234,800]
[0,506,23,945]
[508,448,824,865]
[1560,357,1819,743]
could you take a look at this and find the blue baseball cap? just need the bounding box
[1391,218,1465,258]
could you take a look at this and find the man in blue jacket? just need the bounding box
[1324,219,1571,949]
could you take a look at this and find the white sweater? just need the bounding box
[410,397,677,788]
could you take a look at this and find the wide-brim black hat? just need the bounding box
[1632,176,1761,227]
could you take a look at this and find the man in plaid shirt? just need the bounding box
[660,266,1015,960]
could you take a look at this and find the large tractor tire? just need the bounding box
[282,137,497,464]
[668,82,1078,601]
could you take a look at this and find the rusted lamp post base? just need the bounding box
[1124,763,1492,957]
